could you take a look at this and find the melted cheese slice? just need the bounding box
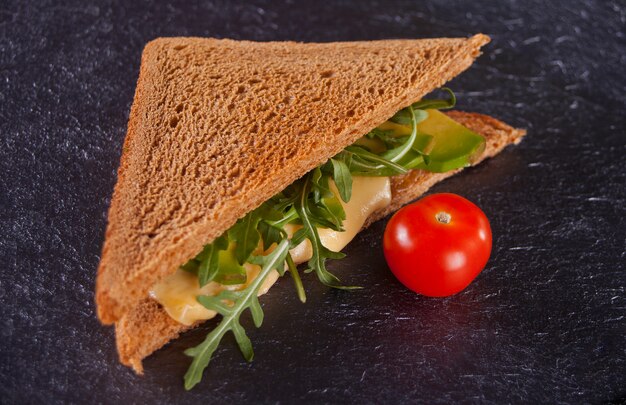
[287,176,392,262]
[149,264,280,326]
[150,176,391,325]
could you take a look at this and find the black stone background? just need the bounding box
[1,0,625,403]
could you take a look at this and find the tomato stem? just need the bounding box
[435,211,451,224]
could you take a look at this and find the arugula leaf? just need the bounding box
[389,107,428,126]
[293,173,357,290]
[268,206,298,229]
[411,87,456,110]
[286,253,306,303]
[307,169,345,231]
[229,214,262,265]
[380,106,419,163]
[180,259,200,274]
[365,127,394,140]
[330,158,352,203]
[184,239,291,390]
[344,145,409,175]
[257,221,285,251]
[197,235,228,287]
[182,235,247,286]
[290,227,308,246]
[318,192,346,231]
[214,245,247,285]
[253,202,285,222]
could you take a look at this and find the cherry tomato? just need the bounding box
[383,193,492,297]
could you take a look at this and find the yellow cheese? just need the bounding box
[286,176,392,260]
[150,176,391,325]
[322,176,391,251]
[149,264,280,326]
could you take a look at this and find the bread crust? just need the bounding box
[96,35,492,324]
[114,111,525,373]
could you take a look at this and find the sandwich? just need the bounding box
[95,34,525,388]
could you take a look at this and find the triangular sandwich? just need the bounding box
[95,35,525,387]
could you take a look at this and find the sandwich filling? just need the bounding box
[147,89,487,389]
[151,176,392,325]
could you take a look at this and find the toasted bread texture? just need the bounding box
[115,111,526,373]
[96,35,493,324]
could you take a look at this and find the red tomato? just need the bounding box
[383,193,492,297]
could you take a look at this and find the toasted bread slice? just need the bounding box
[114,111,526,372]
[96,35,493,324]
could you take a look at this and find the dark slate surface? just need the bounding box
[1,0,625,403]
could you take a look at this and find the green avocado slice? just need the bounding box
[415,109,486,173]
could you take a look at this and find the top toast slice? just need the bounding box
[96,35,490,324]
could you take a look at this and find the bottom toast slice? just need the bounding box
[115,111,526,373]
